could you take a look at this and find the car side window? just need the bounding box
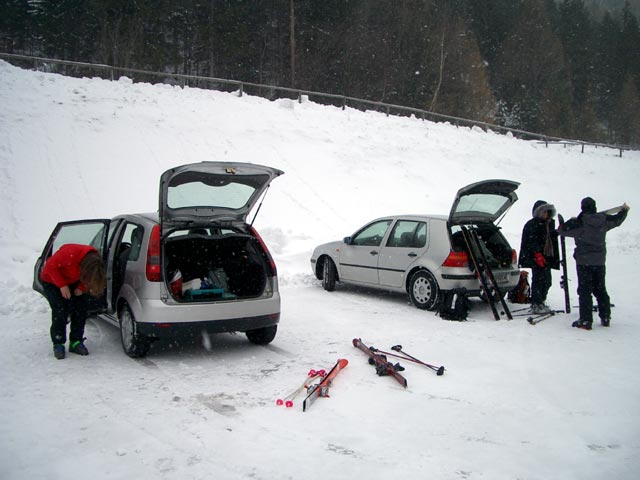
[53,222,108,254]
[351,220,392,247]
[386,221,427,248]
[120,223,145,262]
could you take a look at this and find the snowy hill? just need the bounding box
[1,60,639,479]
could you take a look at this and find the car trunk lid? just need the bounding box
[449,179,520,226]
[159,161,284,236]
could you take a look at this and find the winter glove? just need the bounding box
[534,252,546,268]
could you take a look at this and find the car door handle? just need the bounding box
[370,250,379,256]
[407,252,418,257]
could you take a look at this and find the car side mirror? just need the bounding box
[343,236,351,245]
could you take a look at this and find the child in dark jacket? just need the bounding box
[559,198,629,330]
[519,200,560,313]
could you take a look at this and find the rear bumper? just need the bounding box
[437,268,521,293]
[136,312,280,338]
[112,292,281,338]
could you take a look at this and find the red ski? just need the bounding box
[302,359,348,412]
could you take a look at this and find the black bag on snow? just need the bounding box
[437,288,470,321]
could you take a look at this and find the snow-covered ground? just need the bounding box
[1,60,639,479]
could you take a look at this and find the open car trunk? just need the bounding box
[164,230,271,303]
[450,223,514,270]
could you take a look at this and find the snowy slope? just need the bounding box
[1,60,639,480]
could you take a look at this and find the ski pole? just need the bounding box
[390,345,445,376]
[276,369,325,407]
[369,347,436,370]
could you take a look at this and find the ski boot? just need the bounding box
[572,319,592,330]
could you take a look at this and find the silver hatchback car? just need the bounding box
[34,162,283,357]
[310,180,521,310]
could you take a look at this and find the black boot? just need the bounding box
[69,340,89,356]
[53,344,65,360]
[572,319,592,330]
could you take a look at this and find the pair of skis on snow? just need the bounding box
[276,359,348,412]
[352,338,445,389]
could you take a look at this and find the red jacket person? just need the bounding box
[41,244,106,359]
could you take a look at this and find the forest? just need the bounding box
[1,0,639,146]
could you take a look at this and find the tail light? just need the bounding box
[511,249,518,265]
[146,225,162,282]
[442,250,469,268]
[250,226,277,276]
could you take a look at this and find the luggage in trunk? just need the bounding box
[451,224,513,269]
[164,232,269,302]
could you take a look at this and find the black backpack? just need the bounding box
[438,288,470,321]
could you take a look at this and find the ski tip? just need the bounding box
[337,358,349,368]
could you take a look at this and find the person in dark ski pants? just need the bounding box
[559,198,630,330]
[40,244,106,359]
[519,200,560,313]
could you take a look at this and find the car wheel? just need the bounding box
[409,270,439,310]
[322,257,337,291]
[119,304,150,358]
[246,325,277,345]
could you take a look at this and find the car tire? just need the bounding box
[246,325,277,345]
[321,257,337,292]
[409,270,439,311]
[119,304,151,358]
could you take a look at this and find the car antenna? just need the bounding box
[250,185,271,227]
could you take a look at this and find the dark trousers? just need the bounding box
[531,266,552,305]
[576,264,610,324]
[43,282,89,345]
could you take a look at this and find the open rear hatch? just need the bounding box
[449,179,519,226]
[159,162,283,302]
[449,179,520,269]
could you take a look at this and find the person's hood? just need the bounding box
[581,196,597,214]
[532,201,556,219]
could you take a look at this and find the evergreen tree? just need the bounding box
[0,0,32,53]
[427,11,496,122]
[32,0,100,61]
[494,0,574,136]
[612,75,640,145]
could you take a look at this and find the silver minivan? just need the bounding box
[34,162,284,357]
[310,179,521,310]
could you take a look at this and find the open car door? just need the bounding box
[33,220,111,307]
[449,179,520,226]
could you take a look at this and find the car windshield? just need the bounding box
[167,173,267,210]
